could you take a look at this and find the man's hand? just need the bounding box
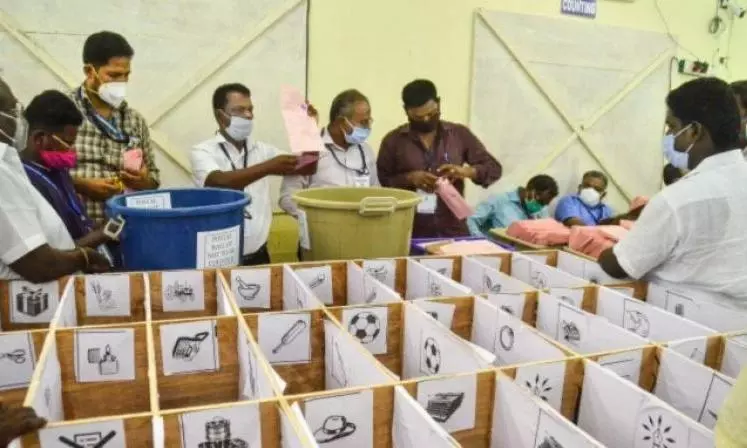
[0,402,46,447]
[406,170,439,192]
[83,248,112,273]
[437,164,476,181]
[76,178,123,201]
[266,154,300,176]
[119,167,155,191]
[305,102,319,124]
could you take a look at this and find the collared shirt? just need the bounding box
[23,162,94,241]
[0,143,75,280]
[613,150,747,308]
[554,195,613,226]
[191,133,280,255]
[377,121,502,238]
[467,189,548,237]
[70,86,161,223]
[279,128,379,216]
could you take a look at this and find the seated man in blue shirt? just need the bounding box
[468,174,558,237]
[554,170,614,226]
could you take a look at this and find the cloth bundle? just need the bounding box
[568,225,629,259]
[506,219,571,246]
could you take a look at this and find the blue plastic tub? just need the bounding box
[106,188,250,271]
[409,236,514,255]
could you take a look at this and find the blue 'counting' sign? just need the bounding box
[561,0,597,18]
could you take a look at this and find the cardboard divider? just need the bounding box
[0,278,70,331]
[327,302,404,375]
[67,273,148,327]
[20,413,154,448]
[54,323,152,420]
[0,329,48,408]
[152,316,238,410]
[160,399,282,448]
[244,309,326,395]
[149,270,219,321]
[289,383,395,448]
[402,369,496,447]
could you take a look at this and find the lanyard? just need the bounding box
[219,142,248,171]
[77,87,131,145]
[325,143,368,176]
[579,201,603,224]
[23,162,89,224]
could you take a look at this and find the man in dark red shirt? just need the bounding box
[377,79,502,238]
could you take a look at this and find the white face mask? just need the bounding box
[579,187,601,208]
[98,82,127,108]
[662,124,694,170]
[224,115,253,141]
[0,108,28,150]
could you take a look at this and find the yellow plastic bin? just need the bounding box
[292,187,421,261]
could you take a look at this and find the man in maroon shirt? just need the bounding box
[377,79,502,237]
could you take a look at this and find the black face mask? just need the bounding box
[409,114,440,133]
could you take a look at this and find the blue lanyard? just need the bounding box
[23,163,87,220]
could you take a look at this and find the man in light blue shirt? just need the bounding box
[468,175,558,237]
[554,170,614,226]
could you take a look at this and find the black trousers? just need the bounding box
[241,243,271,266]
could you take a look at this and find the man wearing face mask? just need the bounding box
[20,90,115,251]
[377,79,502,238]
[191,83,300,266]
[599,77,747,327]
[71,31,160,223]
[467,175,558,237]
[0,77,110,281]
[554,171,614,227]
[279,89,379,217]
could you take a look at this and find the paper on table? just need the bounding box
[434,178,473,220]
[435,240,506,255]
[281,85,323,153]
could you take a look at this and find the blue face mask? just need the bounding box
[343,119,371,145]
[662,124,694,170]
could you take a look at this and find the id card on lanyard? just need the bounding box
[326,143,370,188]
[219,143,253,219]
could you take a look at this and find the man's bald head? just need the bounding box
[0,76,19,145]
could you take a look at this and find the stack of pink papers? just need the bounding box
[568,225,628,259]
[435,178,473,220]
[280,85,323,154]
[430,240,507,255]
[506,219,571,246]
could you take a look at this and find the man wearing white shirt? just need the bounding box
[190,83,300,266]
[599,78,747,323]
[0,77,109,281]
[279,89,378,217]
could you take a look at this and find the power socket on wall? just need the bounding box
[677,59,710,77]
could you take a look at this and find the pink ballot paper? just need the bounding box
[280,85,323,154]
[435,177,473,220]
[123,148,143,172]
[122,148,143,194]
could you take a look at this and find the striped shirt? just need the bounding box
[69,86,160,222]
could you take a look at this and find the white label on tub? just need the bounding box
[297,209,311,250]
[125,193,172,209]
[196,225,241,268]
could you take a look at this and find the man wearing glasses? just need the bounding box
[279,88,379,217]
[377,79,502,238]
[191,83,301,266]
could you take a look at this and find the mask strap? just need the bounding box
[0,127,13,143]
[51,135,74,150]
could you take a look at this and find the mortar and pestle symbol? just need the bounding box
[235,277,261,301]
